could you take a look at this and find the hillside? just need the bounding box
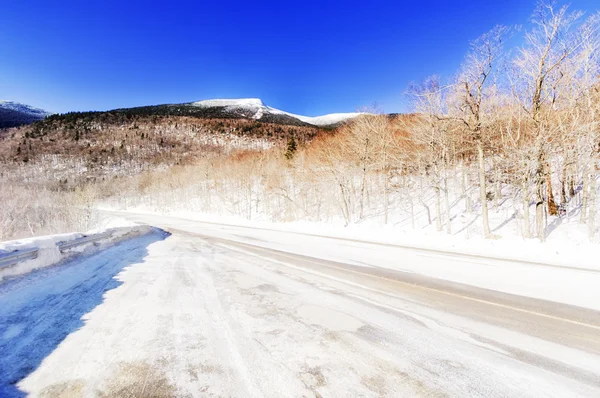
[0,98,360,183]
[0,98,365,184]
[0,101,50,128]
[0,111,329,187]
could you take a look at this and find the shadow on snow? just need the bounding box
[0,228,170,397]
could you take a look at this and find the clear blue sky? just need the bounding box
[1,0,598,115]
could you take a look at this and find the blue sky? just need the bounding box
[1,0,598,115]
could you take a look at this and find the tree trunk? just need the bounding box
[535,170,546,242]
[589,174,596,240]
[534,145,550,241]
[561,161,568,205]
[410,195,415,229]
[462,162,473,214]
[536,198,545,241]
[477,143,491,237]
[338,181,351,226]
[444,172,451,234]
[581,164,589,224]
[404,175,415,229]
[419,177,431,225]
[435,184,443,232]
[422,202,431,226]
[545,160,558,216]
[383,173,389,225]
[569,165,576,198]
[366,175,371,210]
[359,168,366,220]
[575,153,582,206]
[495,169,501,210]
[522,177,531,239]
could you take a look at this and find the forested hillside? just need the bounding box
[0,113,324,184]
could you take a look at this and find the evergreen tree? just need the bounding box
[284,136,297,160]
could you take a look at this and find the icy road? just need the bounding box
[1,214,600,397]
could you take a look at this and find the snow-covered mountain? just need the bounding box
[0,101,50,116]
[0,101,51,128]
[190,98,363,127]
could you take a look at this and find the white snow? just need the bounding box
[109,209,600,312]
[191,98,363,126]
[295,112,365,126]
[192,98,265,108]
[2,225,597,397]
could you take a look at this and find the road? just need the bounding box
[1,213,600,397]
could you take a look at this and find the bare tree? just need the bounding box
[408,76,455,233]
[348,112,402,224]
[510,0,584,240]
[453,25,512,238]
[570,12,600,230]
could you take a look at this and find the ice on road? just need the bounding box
[1,218,599,397]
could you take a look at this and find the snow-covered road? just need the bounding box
[1,214,600,397]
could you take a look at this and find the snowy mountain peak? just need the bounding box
[192,98,265,108]
[0,101,51,128]
[0,100,51,117]
[190,98,363,127]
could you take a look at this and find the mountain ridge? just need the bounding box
[106,98,363,128]
[1,98,362,129]
[0,101,51,128]
[189,98,363,127]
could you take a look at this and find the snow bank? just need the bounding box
[108,208,600,311]
[0,225,153,282]
[118,207,600,271]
